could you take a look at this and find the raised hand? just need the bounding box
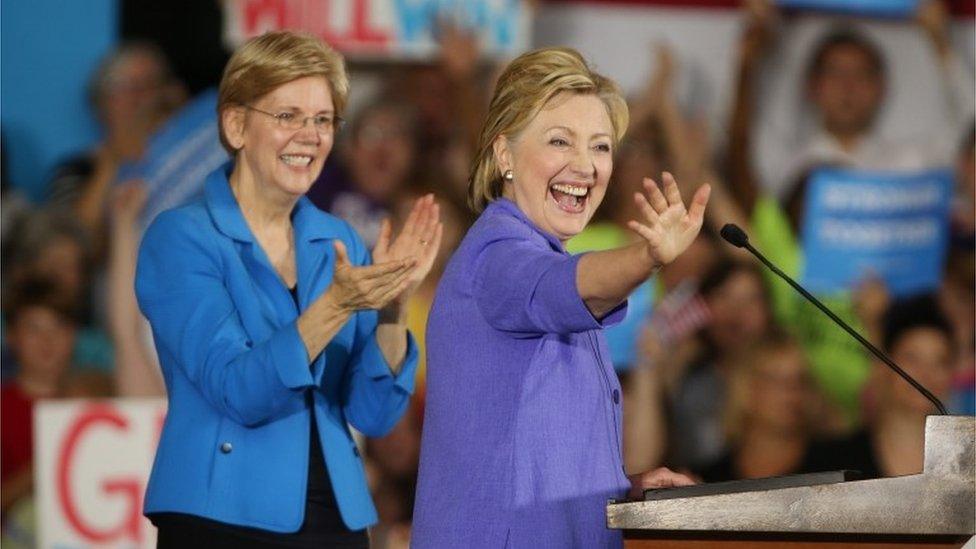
[328,240,416,312]
[917,0,951,59]
[372,193,443,305]
[649,42,675,103]
[110,180,148,228]
[741,0,777,61]
[437,21,480,82]
[628,172,710,268]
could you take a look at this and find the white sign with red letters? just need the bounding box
[222,0,530,59]
[35,399,166,549]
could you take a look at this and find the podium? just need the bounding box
[607,415,975,548]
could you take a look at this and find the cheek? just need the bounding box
[523,148,564,181]
[594,158,613,190]
[319,137,334,159]
[743,305,768,331]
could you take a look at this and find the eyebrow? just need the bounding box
[272,105,335,115]
[546,125,611,140]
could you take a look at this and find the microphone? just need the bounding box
[719,223,948,415]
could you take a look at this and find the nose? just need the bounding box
[569,144,596,180]
[293,121,321,144]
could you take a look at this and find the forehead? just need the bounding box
[259,76,334,110]
[821,44,880,71]
[526,92,612,135]
[893,327,952,354]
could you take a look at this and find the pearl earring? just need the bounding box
[504,170,514,181]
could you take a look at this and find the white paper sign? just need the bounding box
[35,399,166,549]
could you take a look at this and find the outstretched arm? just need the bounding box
[578,173,710,318]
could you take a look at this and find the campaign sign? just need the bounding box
[128,89,228,226]
[775,0,918,17]
[800,167,952,297]
[222,0,530,59]
[35,399,166,549]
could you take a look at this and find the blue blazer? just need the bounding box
[135,162,417,532]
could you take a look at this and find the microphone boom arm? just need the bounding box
[723,224,948,415]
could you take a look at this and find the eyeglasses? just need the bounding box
[245,105,343,134]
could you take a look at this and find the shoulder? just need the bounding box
[145,199,209,233]
[467,203,550,252]
[140,199,217,259]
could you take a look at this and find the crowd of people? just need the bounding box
[1,1,973,547]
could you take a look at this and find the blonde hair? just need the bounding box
[468,47,629,212]
[217,31,349,153]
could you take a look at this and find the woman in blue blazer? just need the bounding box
[135,31,442,547]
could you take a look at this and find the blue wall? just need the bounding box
[2,0,117,201]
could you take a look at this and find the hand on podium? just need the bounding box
[628,467,697,499]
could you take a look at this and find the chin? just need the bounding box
[551,217,591,242]
[275,179,314,197]
[276,169,321,196]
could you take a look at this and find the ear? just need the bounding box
[492,134,513,177]
[221,106,246,151]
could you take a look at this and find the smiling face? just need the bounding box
[495,93,614,242]
[224,76,336,200]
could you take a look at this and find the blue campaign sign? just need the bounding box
[776,0,918,17]
[800,167,953,297]
[125,89,229,226]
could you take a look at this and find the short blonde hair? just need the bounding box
[468,47,628,212]
[217,31,349,153]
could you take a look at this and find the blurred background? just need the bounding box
[1,0,973,547]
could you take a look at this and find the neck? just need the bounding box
[827,127,866,153]
[229,156,297,231]
[17,370,62,398]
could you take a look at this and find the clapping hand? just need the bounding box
[328,241,416,312]
[327,194,442,313]
[628,172,710,268]
[372,193,443,306]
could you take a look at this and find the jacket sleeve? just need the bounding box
[472,230,627,336]
[135,210,313,427]
[338,226,418,437]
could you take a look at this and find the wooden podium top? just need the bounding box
[607,416,975,543]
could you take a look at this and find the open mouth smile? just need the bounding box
[549,182,590,214]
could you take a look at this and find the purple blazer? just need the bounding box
[413,198,630,548]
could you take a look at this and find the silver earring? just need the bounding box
[504,170,514,181]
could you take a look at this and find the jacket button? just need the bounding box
[220,442,233,454]
[612,389,620,404]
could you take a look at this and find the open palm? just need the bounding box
[627,172,710,267]
[372,193,443,304]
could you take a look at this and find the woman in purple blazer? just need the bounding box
[412,48,710,548]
